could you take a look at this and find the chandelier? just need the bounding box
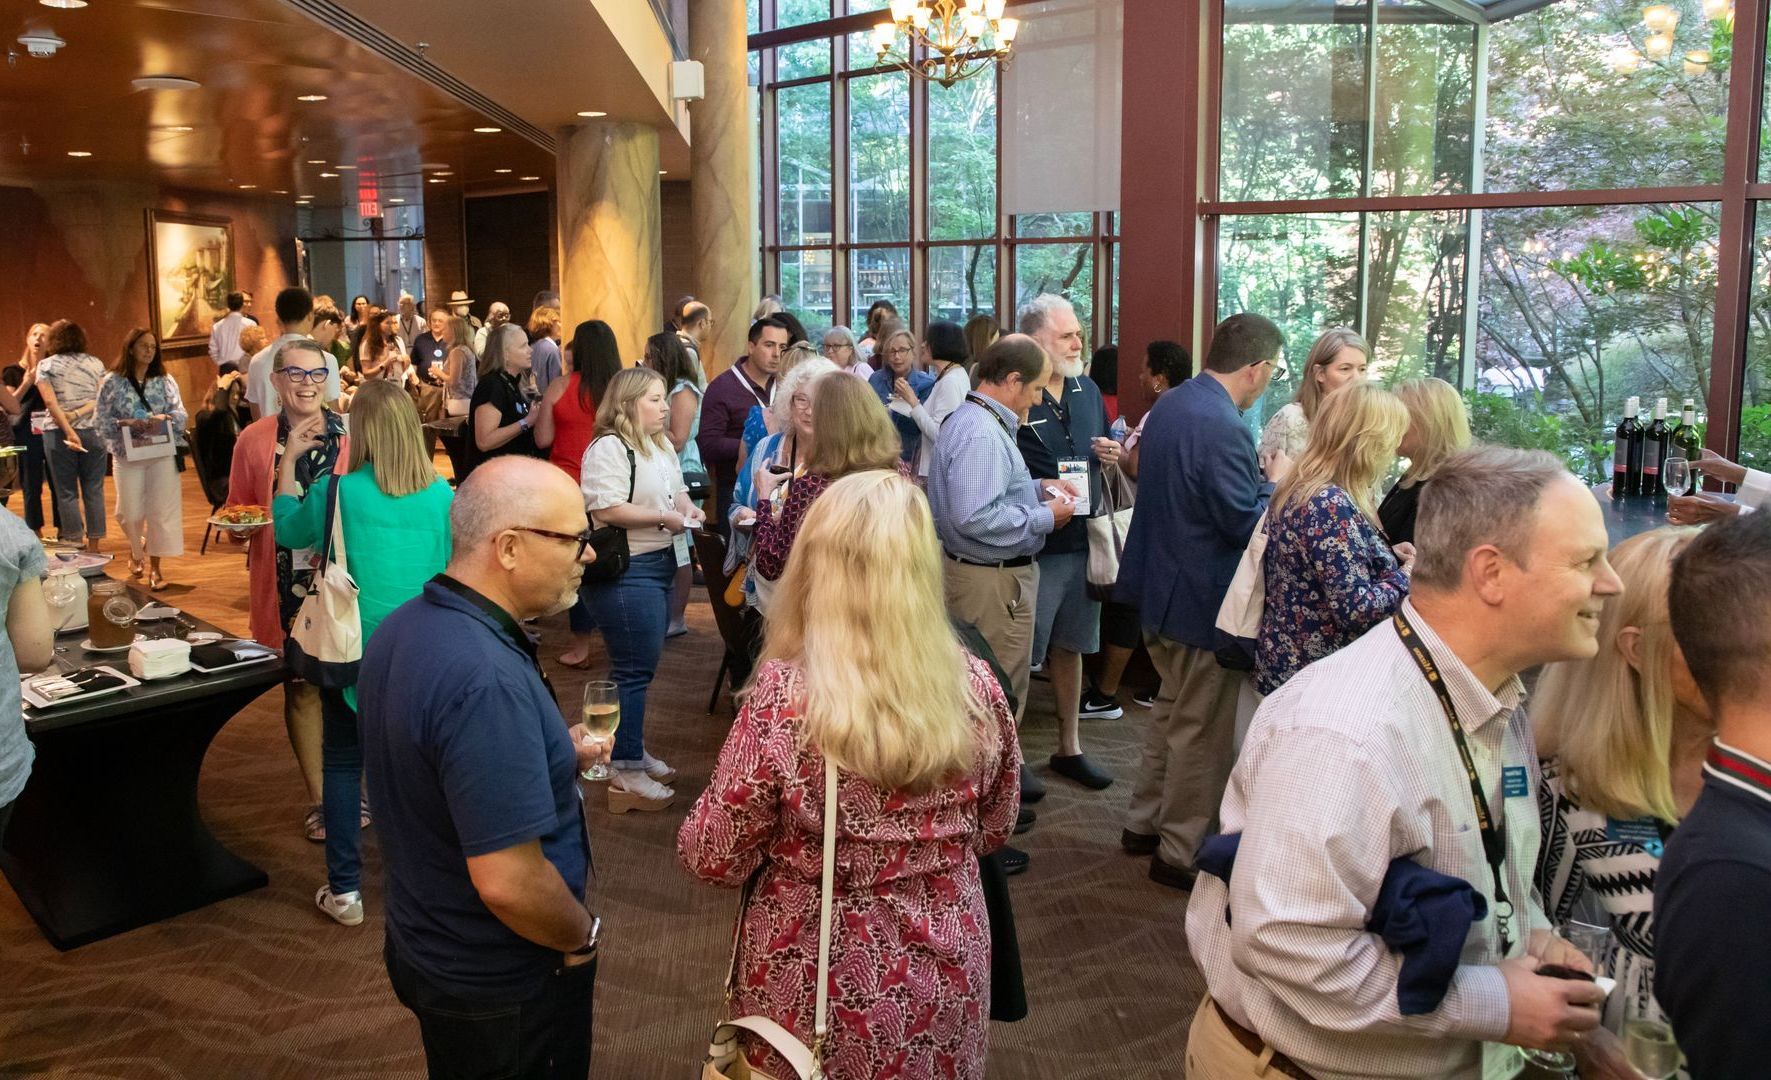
[870,0,1020,88]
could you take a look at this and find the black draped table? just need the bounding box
[0,583,282,949]
[1593,484,1734,547]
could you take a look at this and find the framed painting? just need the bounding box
[146,210,234,347]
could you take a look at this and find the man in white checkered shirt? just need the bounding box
[1186,448,1620,1079]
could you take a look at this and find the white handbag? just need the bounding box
[284,478,363,688]
[1085,467,1134,601]
[1213,511,1270,666]
[702,758,839,1080]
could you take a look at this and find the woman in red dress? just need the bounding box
[679,471,1020,1080]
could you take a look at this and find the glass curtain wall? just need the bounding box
[752,1,1119,347]
[1213,0,1749,475]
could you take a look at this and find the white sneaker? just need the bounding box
[607,769,674,813]
[641,751,677,784]
[315,885,364,926]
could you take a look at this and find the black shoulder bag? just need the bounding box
[581,436,637,584]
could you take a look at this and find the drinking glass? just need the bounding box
[1519,921,1614,1073]
[579,680,621,781]
[1662,456,1690,499]
[1622,1018,1681,1080]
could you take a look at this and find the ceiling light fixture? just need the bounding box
[40,0,89,8]
[132,75,201,92]
[494,167,512,174]
[165,125,195,133]
[334,164,356,170]
[872,0,1018,88]
[389,197,406,203]
[66,150,92,157]
[473,126,502,133]
[659,170,668,175]
[238,183,256,189]
[519,175,540,181]
[296,93,328,102]
[420,162,449,171]
[435,171,453,177]
[576,110,607,118]
[428,178,446,184]
[319,171,339,178]
[274,189,288,194]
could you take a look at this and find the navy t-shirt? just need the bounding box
[1016,375,1108,556]
[1653,745,1771,1079]
[358,577,591,1001]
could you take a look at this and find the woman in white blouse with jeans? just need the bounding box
[906,320,975,481]
[580,367,706,814]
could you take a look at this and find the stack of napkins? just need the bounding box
[129,638,191,680]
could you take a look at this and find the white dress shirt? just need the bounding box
[909,363,973,478]
[1187,598,1548,1080]
[207,311,254,369]
[1738,467,1770,512]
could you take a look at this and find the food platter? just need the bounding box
[207,504,271,532]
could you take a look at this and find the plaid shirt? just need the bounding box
[1187,598,1550,1080]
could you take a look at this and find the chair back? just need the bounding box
[693,530,752,661]
[187,412,233,509]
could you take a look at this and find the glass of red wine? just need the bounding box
[1519,921,1613,1073]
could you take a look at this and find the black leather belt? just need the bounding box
[945,550,1033,569]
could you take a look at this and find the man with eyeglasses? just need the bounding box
[225,335,349,845]
[360,456,607,1079]
[245,287,342,421]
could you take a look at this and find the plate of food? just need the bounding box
[208,504,271,532]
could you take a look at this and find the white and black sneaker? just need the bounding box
[1078,688,1123,720]
[315,885,364,927]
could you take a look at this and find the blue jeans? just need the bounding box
[43,429,106,544]
[567,593,597,634]
[9,423,59,532]
[583,547,674,766]
[320,687,363,894]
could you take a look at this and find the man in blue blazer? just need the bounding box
[1115,313,1288,889]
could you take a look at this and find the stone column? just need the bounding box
[689,0,756,378]
[556,121,662,364]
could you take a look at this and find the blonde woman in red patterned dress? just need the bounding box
[679,470,1021,1080]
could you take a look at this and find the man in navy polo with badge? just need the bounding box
[1015,293,1119,796]
[359,457,608,1079]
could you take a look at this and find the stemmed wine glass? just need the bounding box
[1622,1018,1681,1079]
[1518,920,1614,1074]
[579,680,620,782]
[1662,456,1690,500]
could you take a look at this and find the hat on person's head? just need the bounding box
[448,290,473,305]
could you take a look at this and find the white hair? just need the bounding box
[449,457,576,555]
[773,357,840,429]
[822,325,857,349]
[1016,293,1076,337]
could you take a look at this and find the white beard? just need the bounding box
[543,575,583,616]
[1057,356,1084,379]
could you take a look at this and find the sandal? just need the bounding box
[128,559,144,580]
[557,652,593,670]
[148,572,168,592]
[304,805,325,843]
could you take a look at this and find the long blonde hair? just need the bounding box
[1534,527,1700,823]
[1395,377,1471,481]
[759,471,993,792]
[347,380,438,496]
[1270,381,1407,524]
[594,367,674,458]
[1293,326,1370,422]
[803,372,899,477]
[19,323,49,365]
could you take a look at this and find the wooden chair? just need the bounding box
[692,529,757,716]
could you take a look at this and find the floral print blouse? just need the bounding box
[1254,484,1409,695]
[1259,401,1310,459]
[678,657,1021,1080]
[93,373,188,459]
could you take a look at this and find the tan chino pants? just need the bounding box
[1126,634,1242,868]
[942,559,1039,722]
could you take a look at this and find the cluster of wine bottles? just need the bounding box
[1613,396,1703,498]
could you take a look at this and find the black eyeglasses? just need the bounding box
[511,526,594,559]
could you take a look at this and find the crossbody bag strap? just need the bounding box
[626,443,637,503]
[812,755,838,1071]
[322,473,349,575]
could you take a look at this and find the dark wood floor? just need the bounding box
[0,466,1202,1079]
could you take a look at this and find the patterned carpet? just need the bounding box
[0,475,1202,1079]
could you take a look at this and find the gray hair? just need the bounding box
[773,357,840,429]
[273,337,328,370]
[1412,446,1574,590]
[449,457,574,555]
[822,325,857,350]
[478,322,525,378]
[1016,293,1076,337]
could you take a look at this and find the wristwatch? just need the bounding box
[570,914,602,959]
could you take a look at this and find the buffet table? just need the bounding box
[0,584,282,949]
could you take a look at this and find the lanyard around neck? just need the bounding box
[966,394,1013,439]
[1392,610,1515,955]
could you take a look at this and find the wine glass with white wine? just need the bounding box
[579,680,620,782]
[1623,1018,1681,1080]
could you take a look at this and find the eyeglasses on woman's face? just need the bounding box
[821,342,853,356]
[790,392,813,413]
[275,366,330,384]
[511,526,595,560]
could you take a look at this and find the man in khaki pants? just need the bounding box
[927,335,1073,871]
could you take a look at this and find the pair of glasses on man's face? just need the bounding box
[512,526,595,560]
[276,367,329,384]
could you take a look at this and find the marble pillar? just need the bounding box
[556,121,662,365]
[689,0,756,378]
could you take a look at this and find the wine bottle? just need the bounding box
[1672,399,1702,494]
[1645,398,1671,498]
[1614,396,1642,498]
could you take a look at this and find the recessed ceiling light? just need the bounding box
[40,0,88,8]
[319,171,339,178]
[659,170,668,175]
[494,168,512,174]
[420,162,449,172]
[473,126,502,134]
[388,197,406,203]
[334,164,356,170]
[519,175,540,181]
[435,171,453,177]
[306,159,326,165]
[66,150,92,158]
[132,76,201,92]
[273,189,288,194]
[238,183,256,189]
[297,94,328,103]
[428,178,446,184]
[577,110,607,118]
[165,125,195,133]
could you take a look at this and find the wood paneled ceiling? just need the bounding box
[0,0,681,209]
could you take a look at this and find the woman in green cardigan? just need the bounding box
[274,379,454,928]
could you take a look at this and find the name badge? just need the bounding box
[1058,458,1091,516]
[30,410,49,435]
[1502,765,1529,799]
[1606,816,1666,858]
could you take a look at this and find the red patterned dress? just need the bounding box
[678,656,1021,1080]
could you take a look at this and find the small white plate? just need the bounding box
[206,516,270,532]
[186,631,223,645]
[80,635,143,654]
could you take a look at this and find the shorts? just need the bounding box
[1032,548,1100,658]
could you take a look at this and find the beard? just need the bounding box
[1057,355,1084,379]
[543,572,584,617]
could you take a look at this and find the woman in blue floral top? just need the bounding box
[1255,382,1413,695]
[95,329,188,590]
